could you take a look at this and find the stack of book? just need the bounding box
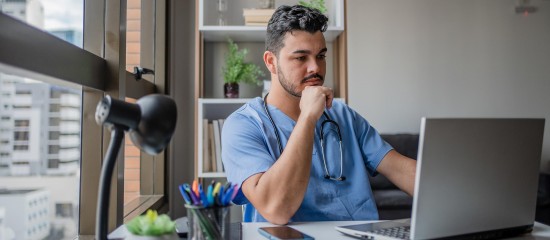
[202,119,225,173]
[243,8,275,26]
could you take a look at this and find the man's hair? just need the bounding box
[266,5,328,56]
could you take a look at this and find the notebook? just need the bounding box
[336,118,545,239]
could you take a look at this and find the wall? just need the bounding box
[167,0,196,218]
[347,0,550,170]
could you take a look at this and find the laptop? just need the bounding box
[336,118,545,239]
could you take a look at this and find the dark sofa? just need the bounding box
[373,134,550,224]
[370,134,418,220]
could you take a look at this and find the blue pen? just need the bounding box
[178,185,191,204]
[183,183,200,205]
[215,186,224,206]
[207,184,214,206]
[221,186,234,206]
[198,184,209,207]
[223,182,231,192]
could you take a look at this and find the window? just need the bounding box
[49,131,60,140]
[13,145,29,151]
[48,145,60,154]
[13,131,29,141]
[14,120,29,127]
[1,0,164,238]
[49,117,60,127]
[48,159,60,169]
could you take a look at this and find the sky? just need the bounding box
[40,0,83,31]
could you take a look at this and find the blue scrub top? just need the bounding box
[221,97,392,222]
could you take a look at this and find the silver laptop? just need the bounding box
[336,118,545,239]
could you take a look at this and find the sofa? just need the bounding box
[373,134,550,224]
[370,134,418,220]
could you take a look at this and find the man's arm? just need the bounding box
[240,86,333,225]
[376,150,417,196]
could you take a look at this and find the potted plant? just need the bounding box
[223,39,264,98]
[298,0,327,13]
[125,210,178,240]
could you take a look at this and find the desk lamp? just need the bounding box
[94,94,177,239]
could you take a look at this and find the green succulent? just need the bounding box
[126,210,175,236]
[298,0,327,13]
[223,39,264,85]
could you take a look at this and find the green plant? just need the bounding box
[223,39,264,85]
[126,210,176,236]
[298,0,327,13]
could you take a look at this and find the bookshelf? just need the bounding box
[194,0,348,178]
[197,98,251,177]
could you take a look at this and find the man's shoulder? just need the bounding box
[225,97,264,123]
[330,99,353,114]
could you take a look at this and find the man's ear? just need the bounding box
[263,51,277,74]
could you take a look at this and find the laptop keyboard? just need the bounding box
[370,226,410,239]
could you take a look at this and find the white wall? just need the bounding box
[347,0,550,170]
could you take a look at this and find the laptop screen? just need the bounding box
[411,118,545,239]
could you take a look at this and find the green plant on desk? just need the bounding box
[126,210,177,239]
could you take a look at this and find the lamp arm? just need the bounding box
[96,126,125,240]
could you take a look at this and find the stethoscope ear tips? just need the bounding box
[324,175,330,179]
[339,176,346,181]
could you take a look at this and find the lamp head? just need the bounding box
[95,94,177,155]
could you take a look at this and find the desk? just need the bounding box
[105,220,550,239]
[241,221,550,240]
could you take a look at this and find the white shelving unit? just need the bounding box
[197,98,251,178]
[194,0,347,178]
[199,0,344,42]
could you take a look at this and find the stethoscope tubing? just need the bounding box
[262,93,345,181]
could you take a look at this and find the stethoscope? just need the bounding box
[263,93,346,181]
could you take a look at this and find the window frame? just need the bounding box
[0,0,166,236]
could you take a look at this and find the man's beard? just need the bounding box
[276,64,324,98]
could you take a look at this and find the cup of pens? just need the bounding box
[179,180,238,240]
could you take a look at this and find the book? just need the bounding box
[208,122,217,172]
[243,8,275,17]
[243,8,274,26]
[202,119,211,172]
[244,15,271,23]
[212,120,223,172]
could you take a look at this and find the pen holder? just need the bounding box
[185,204,231,240]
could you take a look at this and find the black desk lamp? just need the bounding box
[94,94,177,240]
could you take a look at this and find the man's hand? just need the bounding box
[299,86,334,122]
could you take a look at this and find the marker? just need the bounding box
[192,179,199,197]
[207,184,214,206]
[198,184,209,207]
[230,184,239,202]
[178,185,191,204]
[222,186,234,206]
[212,182,222,197]
[183,183,200,205]
[216,186,224,206]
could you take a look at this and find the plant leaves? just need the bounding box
[223,39,264,85]
[126,210,176,236]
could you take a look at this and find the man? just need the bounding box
[221,5,416,225]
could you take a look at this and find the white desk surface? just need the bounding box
[241,221,550,240]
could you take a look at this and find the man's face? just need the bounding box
[275,30,327,97]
